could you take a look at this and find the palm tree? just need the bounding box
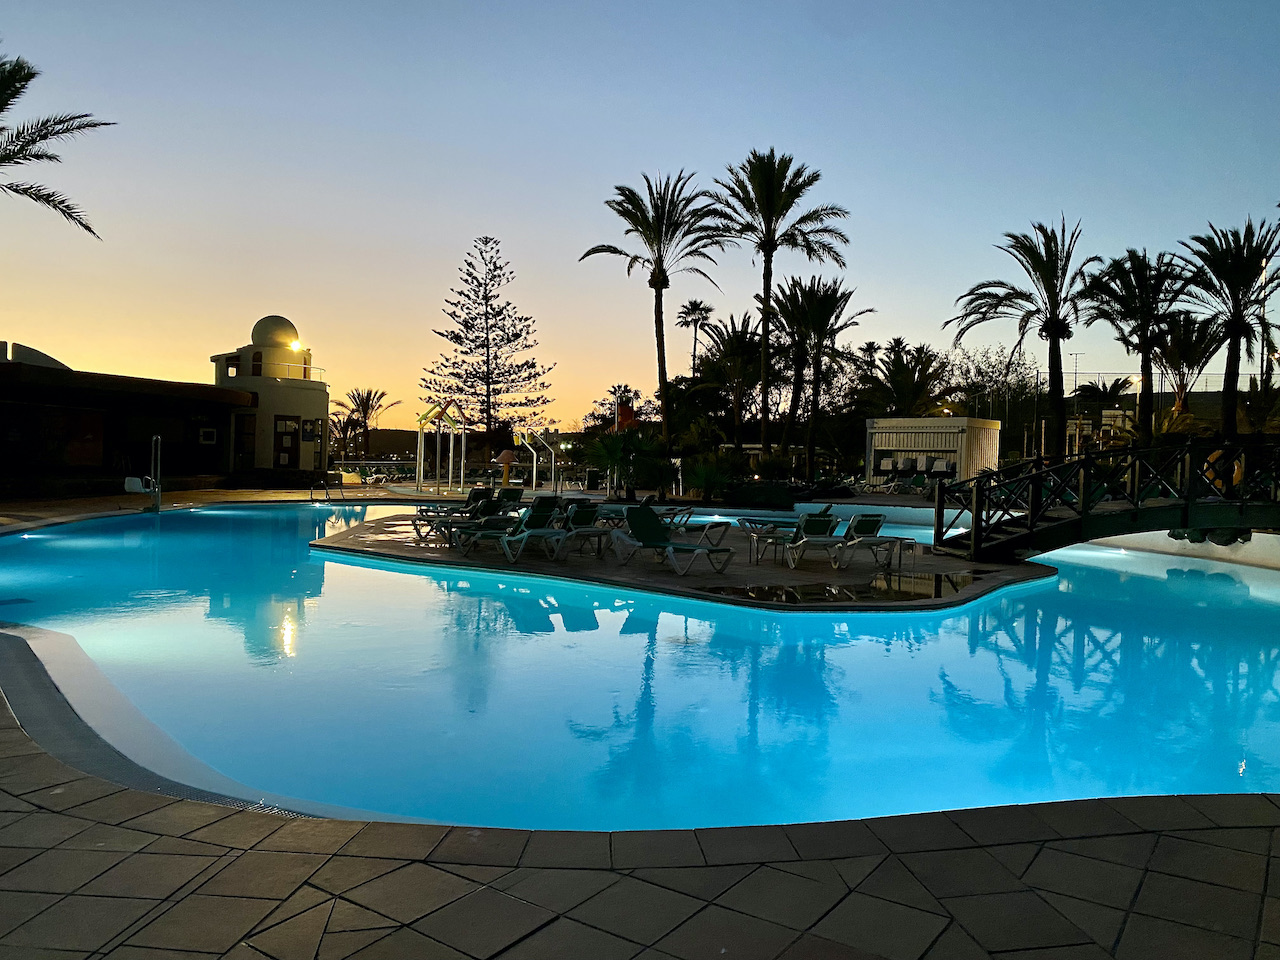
[949,218,1099,458]
[772,276,873,477]
[1180,220,1280,438]
[700,312,762,452]
[712,149,849,454]
[861,339,962,417]
[1083,250,1192,445]
[1153,313,1227,416]
[334,388,402,459]
[0,48,113,237]
[328,411,361,462]
[581,171,727,443]
[675,299,714,373]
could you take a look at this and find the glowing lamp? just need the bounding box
[290,340,302,351]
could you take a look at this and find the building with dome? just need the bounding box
[210,316,330,473]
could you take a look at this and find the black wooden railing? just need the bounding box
[934,440,1280,561]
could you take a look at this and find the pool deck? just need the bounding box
[0,490,1277,958]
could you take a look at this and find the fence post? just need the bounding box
[970,481,984,561]
[933,478,945,552]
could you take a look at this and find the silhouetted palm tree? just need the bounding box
[335,388,402,458]
[772,276,873,477]
[1083,250,1192,445]
[861,339,961,417]
[581,171,727,443]
[712,149,849,454]
[1153,313,1227,416]
[1180,220,1280,438]
[949,218,1099,457]
[0,48,113,237]
[701,312,762,452]
[675,298,714,374]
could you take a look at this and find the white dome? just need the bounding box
[251,315,300,347]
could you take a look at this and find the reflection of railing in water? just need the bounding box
[934,439,1280,561]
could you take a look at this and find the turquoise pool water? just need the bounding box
[2,504,1279,829]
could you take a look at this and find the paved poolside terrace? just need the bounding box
[0,489,1277,958]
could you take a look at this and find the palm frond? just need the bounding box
[0,180,100,237]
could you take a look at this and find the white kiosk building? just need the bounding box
[210,316,329,473]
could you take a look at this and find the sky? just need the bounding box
[4,0,1278,431]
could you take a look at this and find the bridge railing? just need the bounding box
[934,440,1280,558]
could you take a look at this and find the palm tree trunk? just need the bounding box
[759,253,773,455]
[732,390,743,452]
[780,346,805,453]
[653,286,670,445]
[805,354,823,482]
[1221,318,1243,439]
[1047,336,1067,458]
[1138,349,1154,446]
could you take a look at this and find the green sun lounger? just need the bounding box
[787,513,885,569]
[612,505,734,575]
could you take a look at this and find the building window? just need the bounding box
[198,428,217,445]
[226,356,240,377]
[251,351,262,377]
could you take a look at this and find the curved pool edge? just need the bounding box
[0,639,1274,956]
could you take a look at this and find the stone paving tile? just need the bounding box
[500,867,622,912]
[715,865,845,930]
[55,822,155,853]
[855,856,946,916]
[1183,793,1280,827]
[1103,796,1215,831]
[318,927,396,959]
[696,826,797,865]
[102,947,222,959]
[0,795,34,813]
[0,847,127,892]
[1114,913,1253,960]
[20,777,124,812]
[1038,890,1125,952]
[184,810,285,849]
[251,882,335,934]
[1022,846,1144,910]
[343,862,477,924]
[308,855,407,894]
[439,862,513,883]
[339,821,447,860]
[0,754,85,794]
[783,820,888,860]
[119,800,233,837]
[343,926,467,958]
[1147,833,1267,892]
[1028,799,1142,838]
[519,830,611,868]
[941,891,1090,953]
[630,865,753,900]
[0,845,40,875]
[1172,825,1271,854]
[126,894,277,953]
[992,946,1112,959]
[900,848,1025,898]
[494,916,640,960]
[656,904,798,960]
[1,894,155,952]
[414,887,556,958]
[831,854,885,889]
[778,933,894,959]
[1132,870,1262,940]
[63,790,174,826]
[326,898,401,932]
[142,835,230,857]
[866,812,976,852]
[254,818,365,854]
[920,925,990,960]
[568,875,704,945]
[0,812,93,847]
[770,859,846,887]
[196,849,326,899]
[947,805,1059,845]
[1263,897,1280,944]
[247,900,332,959]
[79,852,218,899]
[612,830,706,868]
[1046,833,1157,870]
[810,891,948,960]
[0,891,61,938]
[429,826,531,866]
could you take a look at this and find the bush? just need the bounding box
[723,481,795,510]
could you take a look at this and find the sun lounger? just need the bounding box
[553,502,610,559]
[457,496,557,556]
[749,512,838,566]
[611,505,734,575]
[786,513,885,569]
[498,501,568,563]
[830,515,904,572]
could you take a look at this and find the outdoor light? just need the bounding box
[290,340,302,351]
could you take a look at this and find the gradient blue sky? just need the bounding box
[4,0,1278,429]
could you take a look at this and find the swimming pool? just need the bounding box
[3,503,1279,830]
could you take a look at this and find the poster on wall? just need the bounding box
[301,420,317,442]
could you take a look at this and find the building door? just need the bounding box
[234,414,256,471]
[273,415,300,469]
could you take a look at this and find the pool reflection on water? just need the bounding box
[0,504,1278,830]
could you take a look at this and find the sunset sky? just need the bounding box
[4,1,1278,431]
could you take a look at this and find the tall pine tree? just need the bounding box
[422,237,554,433]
